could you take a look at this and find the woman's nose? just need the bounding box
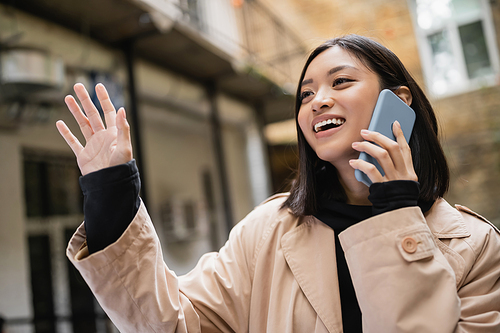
[311,91,333,112]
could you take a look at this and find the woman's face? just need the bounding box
[298,46,382,167]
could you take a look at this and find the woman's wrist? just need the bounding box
[368,180,420,216]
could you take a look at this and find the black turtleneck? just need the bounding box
[79,160,140,254]
[315,200,371,332]
[314,180,433,333]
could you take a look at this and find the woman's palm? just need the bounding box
[56,83,133,176]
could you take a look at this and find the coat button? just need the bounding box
[401,236,418,253]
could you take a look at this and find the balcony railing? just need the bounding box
[149,0,308,89]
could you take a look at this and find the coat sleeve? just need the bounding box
[66,200,267,333]
[339,206,461,333]
[453,210,500,332]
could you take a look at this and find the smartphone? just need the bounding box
[354,89,416,186]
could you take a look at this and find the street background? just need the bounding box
[0,0,499,332]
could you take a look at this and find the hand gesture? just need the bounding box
[56,83,133,176]
[350,121,418,184]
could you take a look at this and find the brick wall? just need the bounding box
[436,85,500,224]
[261,0,425,85]
[433,2,500,223]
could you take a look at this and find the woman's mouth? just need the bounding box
[313,118,345,133]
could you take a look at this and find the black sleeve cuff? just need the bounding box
[80,160,141,254]
[368,180,419,216]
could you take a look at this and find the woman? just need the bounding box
[58,35,500,332]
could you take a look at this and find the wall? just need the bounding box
[0,3,262,329]
[430,1,500,223]
[0,133,32,331]
[261,0,425,86]
[261,0,500,224]
[436,85,500,224]
[135,59,257,273]
[0,6,122,330]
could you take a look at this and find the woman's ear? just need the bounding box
[394,86,413,106]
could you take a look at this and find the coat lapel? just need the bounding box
[281,216,342,333]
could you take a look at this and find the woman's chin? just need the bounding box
[316,150,357,168]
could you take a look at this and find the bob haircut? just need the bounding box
[282,34,449,216]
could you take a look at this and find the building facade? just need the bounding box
[2,0,499,332]
[263,0,500,226]
[0,0,303,332]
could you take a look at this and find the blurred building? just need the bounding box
[263,0,500,226]
[0,0,305,331]
[2,0,500,332]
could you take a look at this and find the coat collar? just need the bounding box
[424,198,470,238]
[280,216,343,333]
[279,198,469,333]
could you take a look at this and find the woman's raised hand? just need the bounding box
[350,121,418,184]
[56,83,133,176]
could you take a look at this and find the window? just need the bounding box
[64,228,98,333]
[24,150,117,332]
[23,149,82,217]
[160,197,199,242]
[28,235,56,333]
[410,0,500,97]
[176,0,202,29]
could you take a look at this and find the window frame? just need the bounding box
[408,0,500,98]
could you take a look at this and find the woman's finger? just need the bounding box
[349,158,384,183]
[95,83,116,128]
[64,95,94,141]
[352,140,396,176]
[359,129,406,175]
[116,108,133,160]
[74,83,105,133]
[393,121,415,171]
[55,120,84,156]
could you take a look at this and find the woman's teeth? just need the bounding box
[314,118,345,133]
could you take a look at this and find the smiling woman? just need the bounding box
[297,46,383,195]
[285,35,447,214]
[60,34,500,332]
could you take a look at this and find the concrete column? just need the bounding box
[206,82,234,236]
[246,118,272,206]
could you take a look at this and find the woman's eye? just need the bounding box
[300,91,314,102]
[333,78,352,87]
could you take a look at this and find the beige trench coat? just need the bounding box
[67,194,500,332]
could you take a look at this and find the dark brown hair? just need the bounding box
[282,34,449,216]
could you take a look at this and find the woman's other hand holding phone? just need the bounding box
[349,121,418,184]
[56,83,133,176]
